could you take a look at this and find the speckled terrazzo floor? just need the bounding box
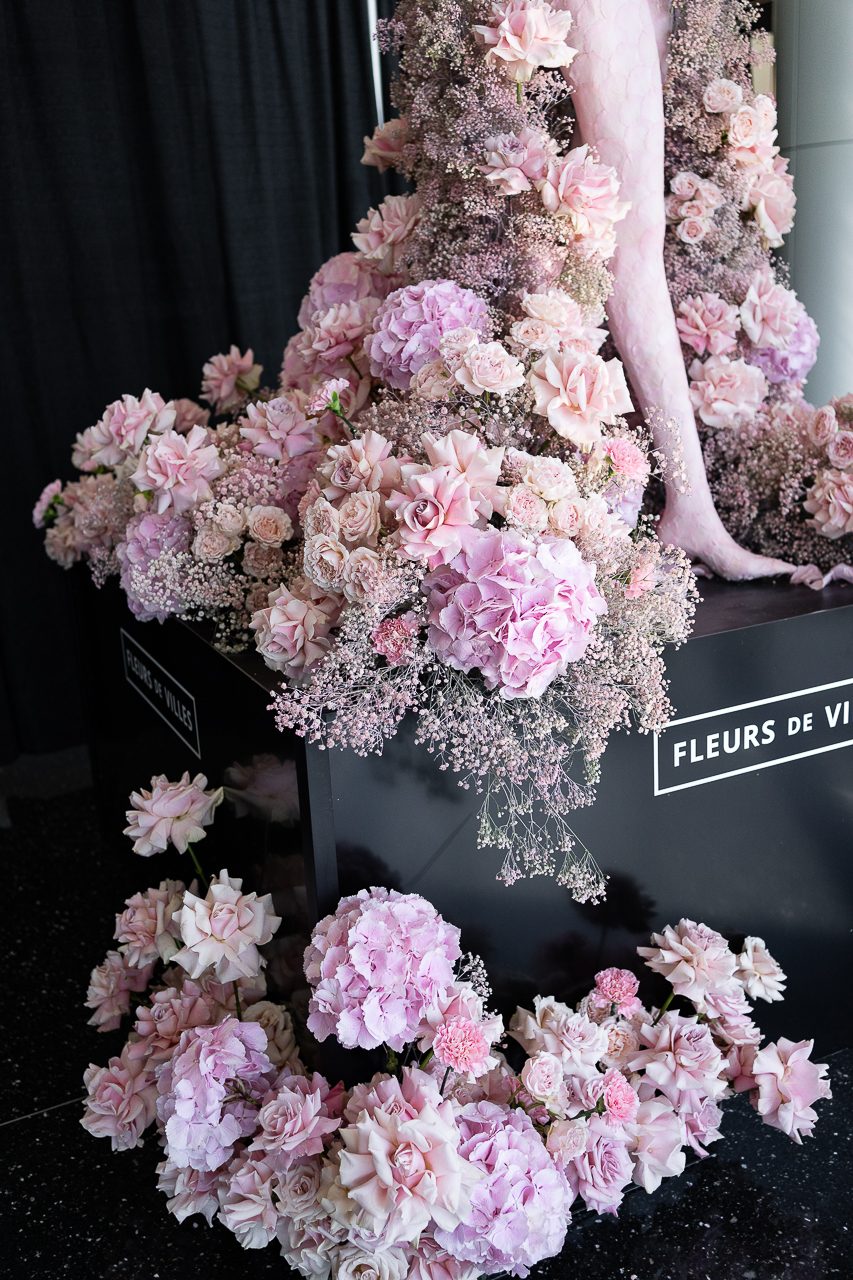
[1,779,850,1280]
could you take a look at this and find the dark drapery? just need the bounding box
[0,0,395,761]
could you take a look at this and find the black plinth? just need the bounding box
[77,578,853,1051]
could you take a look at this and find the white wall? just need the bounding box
[773,0,853,403]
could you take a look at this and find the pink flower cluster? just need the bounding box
[365,279,491,391]
[665,171,724,244]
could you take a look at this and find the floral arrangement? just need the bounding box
[663,0,853,574]
[33,0,698,899]
[81,769,831,1277]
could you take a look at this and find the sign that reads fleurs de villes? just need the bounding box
[120,629,201,758]
[654,677,853,795]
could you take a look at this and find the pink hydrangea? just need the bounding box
[804,467,853,539]
[175,869,281,982]
[537,146,629,259]
[628,1012,726,1105]
[304,888,461,1052]
[688,355,767,428]
[156,1017,274,1171]
[129,980,215,1067]
[239,396,320,462]
[474,0,577,83]
[434,1100,573,1276]
[735,936,787,1003]
[425,527,606,699]
[114,878,186,967]
[676,292,740,356]
[201,345,261,412]
[362,116,409,172]
[81,1048,157,1151]
[156,1158,227,1224]
[116,509,193,621]
[297,251,393,329]
[481,125,557,194]
[365,280,490,391]
[740,268,800,350]
[131,425,224,515]
[352,193,422,270]
[626,1098,686,1192]
[510,996,608,1077]
[85,950,155,1031]
[32,479,63,528]
[250,584,336,675]
[564,1112,633,1215]
[529,346,633,446]
[72,390,175,471]
[389,467,479,566]
[741,1038,831,1143]
[748,304,819,385]
[124,772,223,857]
[637,919,739,1005]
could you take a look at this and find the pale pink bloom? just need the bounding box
[703,78,743,113]
[537,146,629,259]
[804,467,853,539]
[218,1151,281,1249]
[335,1244,410,1280]
[302,298,379,365]
[342,546,391,604]
[520,1051,568,1114]
[367,280,490,390]
[213,501,246,536]
[593,967,640,1011]
[338,490,382,546]
[361,116,409,172]
[510,316,561,352]
[727,96,778,169]
[124,772,223,857]
[307,377,350,415]
[321,431,400,501]
[304,533,349,591]
[418,981,503,1080]
[172,398,211,433]
[677,1092,724,1156]
[406,1234,480,1280]
[625,556,658,600]
[192,522,240,562]
[242,542,283,580]
[735,936,787,1002]
[521,290,593,337]
[747,162,796,248]
[628,1012,726,1104]
[669,172,700,199]
[828,430,853,470]
[250,1071,341,1167]
[474,0,577,83]
[454,341,525,397]
[546,1117,588,1166]
[201,345,261,412]
[275,1157,324,1224]
[298,251,393,329]
[529,346,633,446]
[175,869,281,982]
[85,950,154,1031]
[32,479,63,528]
[389,467,479,566]
[481,125,557,194]
[600,438,650,486]
[565,1113,633,1215]
[510,997,608,1077]
[372,611,421,667]
[740,268,799,350]
[243,1001,301,1070]
[410,359,455,400]
[438,326,482,369]
[239,396,319,462]
[627,1098,686,1192]
[352,193,421,270]
[702,982,762,1050]
[422,430,504,517]
[504,484,549,532]
[675,216,713,244]
[744,1039,831,1143]
[129,980,214,1067]
[250,584,335,675]
[511,450,578,501]
[638,918,739,1004]
[72,390,176,471]
[81,1048,157,1151]
[303,495,341,540]
[689,355,767,428]
[676,292,740,356]
[246,504,293,546]
[599,1017,642,1070]
[131,425,223,515]
[115,878,186,967]
[156,1159,226,1224]
[278,1214,345,1277]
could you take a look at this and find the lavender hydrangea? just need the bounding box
[364,279,490,390]
[747,306,820,386]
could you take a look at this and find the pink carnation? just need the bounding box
[600,1068,639,1126]
[129,980,215,1067]
[740,268,800,350]
[352,193,421,270]
[676,292,740,357]
[743,1038,831,1143]
[72,390,175,471]
[124,771,223,857]
[365,280,490,391]
[32,479,63,528]
[114,878,187,967]
[537,146,628,259]
[564,1113,633,1215]
[594,967,640,1012]
[529,346,632,447]
[481,125,557,194]
[637,918,739,1005]
[372,611,421,667]
[81,1048,157,1151]
[432,1017,493,1078]
[131,425,224,515]
[601,438,650,486]
[175,869,281,983]
[425,527,606,699]
[85,950,154,1031]
[201,345,261,412]
[628,1012,726,1105]
[474,0,577,83]
[250,584,336,675]
[239,396,320,462]
[250,1070,342,1168]
[688,355,767,428]
[804,467,853,539]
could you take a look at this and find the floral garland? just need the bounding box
[663,0,853,571]
[34,0,698,901]
[81,768,831,1277]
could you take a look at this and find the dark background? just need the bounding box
[0,0,395,762]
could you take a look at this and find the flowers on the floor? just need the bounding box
[81,790,831,1275]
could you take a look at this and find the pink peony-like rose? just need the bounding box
[674,216,712,244]
[521,1051,568,1113]
[175,869,281,982]
[529,346,632,446]
[352,193,421,270]
[423,430,504,517]
[192,522,239,562]
[703,77,743,113]
[627,1098,686,1192]
[599,1017,642,1070]
[72,390,175,471]
[342,546,392,604]
[115,878,186,967]
[740,268,799,350]
[455,341,525,397]
[389,467,479,567]
[131,425,223,515]
[337,489,382,546]
[474,0,577,83]
[628,1012,726,1104]
[201,345,261,412]
[304,533,348,591]
[508,449,578,501]
[827,430,853,471]
[302,298,379,365]
[156,1158,227,1224]
[81,1047,157,1151]
[129,979,214,1066]
[689,355,767,428]
[250,584,336,675]
[426,527,606,699]
[218,1150,281,1249]
[537,146,628,259]
[407,1234,480,1280]
[172,398,211,433]
[565,1113,633,1215]
[510,995,608,1077]
[726,95,778,169]
[242,1000,301,1069]
[320,430,401,500]
[676,292,740,357]
[747,163,796,248]
[362,116,409,172]
[85,950,154,1031]
[366,280,490,390]
[481,125,557,194]
[239,396,320,462]
[242,542,283,580]
[735,936,787,1002]
[250,1070,341,1168]
[740,1038,831,1143]
[372,611,421,667]
[124,771,223,857]
[677,1091,724,1156]
[804,467,853,539]
[435,1099,573,1275]
[246,504,293,546]
[637,918,739,1005]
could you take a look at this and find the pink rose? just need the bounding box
[86,950,154,1031]
[130,980,214,1067]
[172,398,210,433]
[529,347,633,446]
[410,360,455,400]
[250,1071,341,1167]
[423,430,504,517]
[481,125,557,194]
[242,541,283,579]
[747,163,796,248]
[521,1051,568,1113]
[304,533,349,590]
[389,467,479,566]
[239,396,320,462]
[352,193,421,270]
[804,467,853,539]
[627,1099,686,1192]
[735,936,787,1002]
[297,251,392,329]
[565,1113,633,1215]
[175,869,281,982]
[131,425,223,515]
[637,918,739,1005]
[628,1012,726,1104]
[537,145,628,260]
[201,346,261,412]
[247,504,293,546]
[473,0,577,83]
[703,78,743,113]
[321,430,400,500]
[454,341,525,396]
[676,292,740,356]
[115,879,186,967]
[337,490,382,546]
[511,450,578,501]
[124,772,223,857]
[827,430,853,471]
[72,390,176,471]
[302,298,379,365]
[510,996,607,1077]
[743,1038,831,1143]
[740,268,799,349]
[675,216,712,244]
[689,355,767,428]
[192,522,239,562]
[250,585,336,674]
[303,496,341,539]
[361,116,408,172]
[807,405,838,449]
[342,546,391,604]
[81,1048,157,1151]
[670,172,700,199]
[727,96,778,168]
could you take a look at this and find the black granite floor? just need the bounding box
[1,764,850,1280]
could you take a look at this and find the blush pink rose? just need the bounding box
[72,390,176,471]
[362,116,409,172]
[250,584,336,674]
[537,145,628,259]
[742,1038,831,1143]
[827,430,853,471]
[250,1071,342,1167]
[454,341,525,396]
[388,467,479,566]
[114,878,186,967]
[352,193,421,270]
[727,95,778,169]
[321,430,400,500]
[676,292,740,356]
[510,996,608,1077]
[239,396,320,462]
[740,268,799,349]
[804,468,853,539]
[131,425,223,515]
[747,162,796,248]
[628,1012,726,1104]
[638,918,739,1004]
[804,404,837,450]
[675,216,712,244]
[124,772,223,857]
[172,398,211,433]
[297,251,393,329]
[422,430,504,517]
[529,347,633,446]
[565,1113,633,1215]
[130,980,215,1067]
[688,355,767,428]
[175,868,281,982]
[481,125,557,194]
[734,936,787,1002]
[247,504,293,546]
[201,346,261,412]
[302,298,379,365]
[627,1098,686,1192]
[473,0,577,82]
[86,950,154,1031]
[703,78,743,113]
[81,1048,157,1151]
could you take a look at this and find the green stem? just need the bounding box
[652,989,675,1025]
[233,982,243,1021]
[331,405,358,435]
[419,1047,435,1070]
[188,845,208,891]
[516,79,523,107]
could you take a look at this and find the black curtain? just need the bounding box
[0,0,395,762]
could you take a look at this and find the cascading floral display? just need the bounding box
[664,0,853,574]
[81,770,831,1277]
[34,0,699,900]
